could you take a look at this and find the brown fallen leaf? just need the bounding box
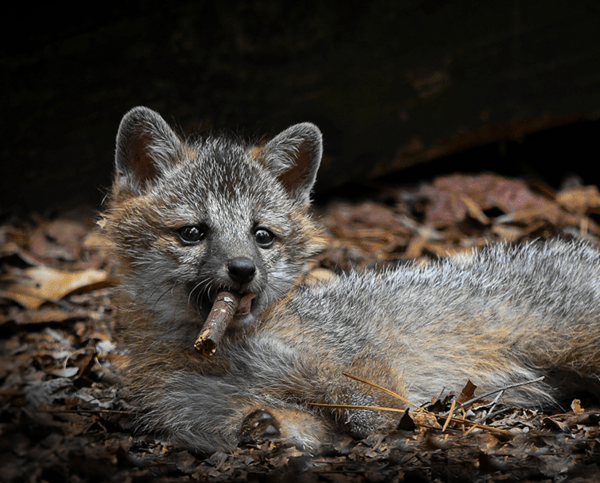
[490,224,525,242]
[542,416,570,432]
[412,410,442,429]
[571,399,584,413]
[422,174,561,228]
[456,380,477,405]
[29,219,89,261]
[397,408,417,431]
[0,307,90,325]
[0,265,109,309]
[404,236,426,259]
[494,201,562,224]
[460,194,490,225]
[0,242,42,267]
[556,185,600,215]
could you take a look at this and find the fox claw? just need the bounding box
[240,409,281,442]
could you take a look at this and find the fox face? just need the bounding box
[104,107,325,333]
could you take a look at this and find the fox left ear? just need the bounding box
[262,123,322,204]
[114,106,183,194]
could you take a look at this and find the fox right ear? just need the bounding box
[115,106,182,193]
[262,122,323,204]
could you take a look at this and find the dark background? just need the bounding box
[3,0,600,213]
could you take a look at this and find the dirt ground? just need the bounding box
[2,172,600,482]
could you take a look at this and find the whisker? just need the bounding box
[150,281,179,312]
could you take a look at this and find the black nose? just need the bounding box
[227,257,256,285]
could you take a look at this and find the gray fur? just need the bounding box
[131,239,600,452]
[104,107,600,455]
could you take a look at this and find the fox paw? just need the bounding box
[240,409,281,443]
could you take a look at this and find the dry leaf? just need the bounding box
[490,224,525,242]
[29,219,88,261]
[412,410,442,429]
[460,194,490,225]
[422,174,564,228]
[571,399,584,413]
[456,380,477,405]
[542,417,569,432]
[0,242,41,267]
[397,409,417,431]
[556,186,600,214]
[404,236,426,259]
[0,266,108,309]
[494,202,561,224]
[1,307,90,325]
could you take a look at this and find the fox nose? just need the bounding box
[227,257,256,285]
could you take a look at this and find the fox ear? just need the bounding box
[262,122,322,203]
[115,106,182,193]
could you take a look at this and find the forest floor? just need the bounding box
[2,172,600,482]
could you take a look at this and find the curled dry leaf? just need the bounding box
[0,265,109,309]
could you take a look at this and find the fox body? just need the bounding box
[104,107,600,453]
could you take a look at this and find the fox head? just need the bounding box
[104,107,325,333]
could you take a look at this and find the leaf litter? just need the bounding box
[1,173,600,482]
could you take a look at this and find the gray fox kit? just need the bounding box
[104,106,600,453]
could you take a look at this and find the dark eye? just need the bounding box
[176,225,206,244]
[255,228,275,248]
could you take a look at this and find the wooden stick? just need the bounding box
[194,291,241,356]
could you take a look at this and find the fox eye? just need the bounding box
[176,225,206,244]
[255,228,275,249]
